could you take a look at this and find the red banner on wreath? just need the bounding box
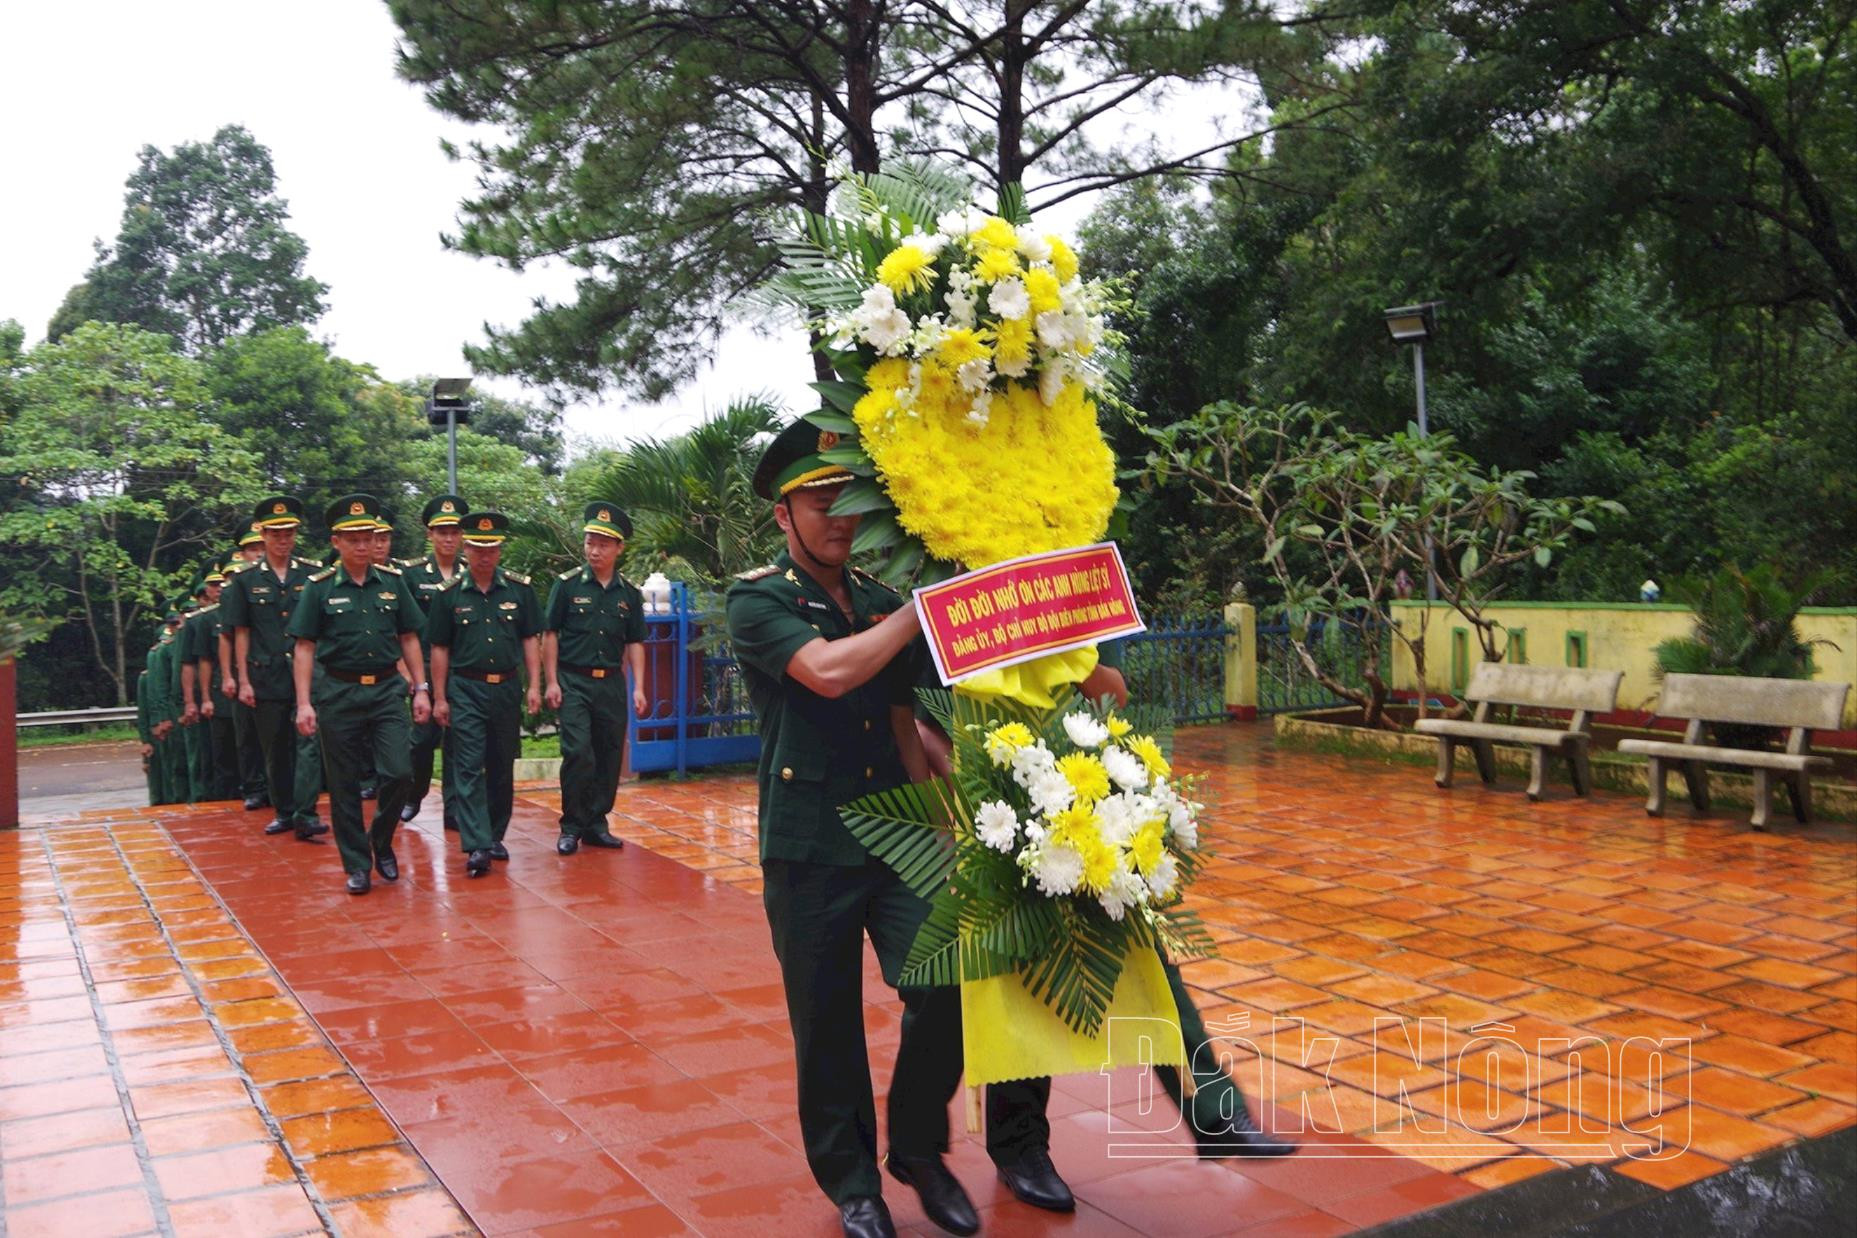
[914,543,1146,685]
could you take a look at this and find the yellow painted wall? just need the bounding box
[1388,603,1857,727]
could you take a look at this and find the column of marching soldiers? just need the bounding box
[134,491,648,894]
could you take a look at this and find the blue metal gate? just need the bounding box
[627,583,760,775]
[1122,616,1232,724]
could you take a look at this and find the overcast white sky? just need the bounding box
[1,1,1250,457]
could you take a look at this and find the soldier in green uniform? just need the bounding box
[400,494,468,828]
[428,512,542,878]
[226,530,270,810]
[221,497,328,840]
[135,664,161,805]
[191,563,241,799]
[156,609,190,802]
[354,510,405,802]
[178,571,228,800]
[542,502,647,855]
[727,419,1044,1238]
[288,494,430,895]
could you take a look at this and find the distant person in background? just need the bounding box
[1640,578,1662,604]
[226,529,270,811]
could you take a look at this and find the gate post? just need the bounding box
[1223,602,1257,721]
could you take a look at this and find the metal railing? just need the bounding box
[1257,618,1390,715]
[628,582,760,776]
[1123,616,1233,724]
[18,706,139,729]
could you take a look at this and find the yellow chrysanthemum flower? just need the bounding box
[1047,236,1079,283]
[1104,714,1133,740]
[973,246,1021,283]
[1126,735,1171,780]
[983,721,1036,765]
[1024,267,1062,316]
[993,316,1033,369]
[1130,819,1165,876]
[1055,752,1110,804]
[1047,802,1097,847]
[975,216,1020,251]
[866,357,912,392]
[1078,835,1120,894]
[936,326,992,368]
[876,244,936,295]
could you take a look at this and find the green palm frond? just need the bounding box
[1021,903,1131,1037]
[862,161,974,235]
[840,778,966,900]
[1154,906,1218,962]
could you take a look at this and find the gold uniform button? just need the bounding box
[865,766,874,779]
[863,719,871,731]
[781,767,793,782]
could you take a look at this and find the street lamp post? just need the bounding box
[427,378,473,493]
[1384,303,1441,601]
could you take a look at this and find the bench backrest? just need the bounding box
[1464,663,1622,713]
[1655,673,1849,730]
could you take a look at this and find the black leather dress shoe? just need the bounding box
[375,849,399,882]
[263,817,292,835]
[583,831,625,849]
[995,1147,1074,1212]
[1194,1101,1296,1158]
[294,821,328,841]
[346,871,371,895]
[399,802,418,823]
[489,842,509,861]
[556,836,580,855]
[889,1155,978,1236]
[838,1196,895,1238]
[243,794,266,811]
[466,849,492,877]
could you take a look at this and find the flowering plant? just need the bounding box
[764,163,1120,580]
[841,688,1215,1037]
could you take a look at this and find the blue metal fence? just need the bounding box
[1122,615,1233,724]
[627,583,760,775]
[1256,618,1388,715]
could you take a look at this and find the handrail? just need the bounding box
[18,706,139,728]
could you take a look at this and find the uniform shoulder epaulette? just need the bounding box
[309,566,336,583]
[505,571,531,586]
[395,556,426,569]
[197,603,219,615]
[225,560,253,575]
[437,575,463,592]
[734,565,780,582]
[558,566,581,580]
[293,557,319,569]
[377,564,403,576]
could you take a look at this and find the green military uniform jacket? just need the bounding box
[426,569,541,672]
[286,563,424,671]
[146,637,177,726]
[220,556,319,700]
[544,566,647,668]
[725,553,918,866]
[399,555,459,637]
[134,669,155,745]
[181,605,225,703]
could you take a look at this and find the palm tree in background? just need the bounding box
[590,395,785,585]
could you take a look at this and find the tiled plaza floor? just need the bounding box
[4,724,1854,1236]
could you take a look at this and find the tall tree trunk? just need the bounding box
[807,88,837,384]
[996,1,1028,193]
[843,0,881,174]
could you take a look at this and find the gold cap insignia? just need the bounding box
[597,508,611,522]
[349,501,365,515]
[477,516,493,531]
[441,500,455,513]
[817,430,840,451]
[271,502,286,514]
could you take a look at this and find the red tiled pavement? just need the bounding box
[7,722,1855,1235]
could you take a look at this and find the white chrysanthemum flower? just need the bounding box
[1062,711,1109,749]
[1015,226,1053,262]
[965,390,993,427]
[1099,867,1150,921]
[974,800,1019,852]
[1034,310,1072,351]
[1038,356,1071,407]
[903,232,948,260]
[994,349,1031,379]
[937,207,987,238]
[945,287,977,330]
[1009,740,1056,782]
[957,357,992,392]
[987,277,1030,321]
[1146,853,1180,900]
[1094,793,1133,847]
[1169,802,1199,850]
[1028,844,1084,897]
[1028,770,1076,817]
[1101,745,1149,791]
[946,266,975,293]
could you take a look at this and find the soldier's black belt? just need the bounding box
[560,663,618,679]
[453,667,518,684]
[324,667,399,685]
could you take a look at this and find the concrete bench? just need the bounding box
[1617,674,1849,830]
[1414,664,1622,800]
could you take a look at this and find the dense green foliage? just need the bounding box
[1654,565,1829,682]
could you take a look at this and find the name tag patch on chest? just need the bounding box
[572,596,593,605]
[378,591,397,603]
[499,601,519,611]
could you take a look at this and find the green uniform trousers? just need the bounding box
[158,735,187,806]
[182,718,208,802]
[446,677,520,853]
[205,705,239,799]
[408,714,456,825]
[252,698,316,827]
[556,672,628,840]
[313,679,412,876]
[1154,955,1255,1137]
[761,858,1050,1203]
[145,747,163,806]
[234,700,266,799]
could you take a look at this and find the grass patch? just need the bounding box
[18,722,141,749]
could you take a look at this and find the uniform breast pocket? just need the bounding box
[765,752,833,837]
